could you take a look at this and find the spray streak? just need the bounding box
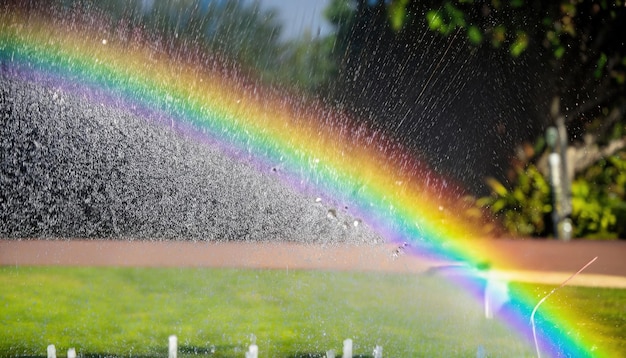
[414,28,461,104]
[531,256,598,358]
[395,27,462,131]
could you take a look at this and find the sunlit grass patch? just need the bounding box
[511,281,626,356]
[1,267,621,357]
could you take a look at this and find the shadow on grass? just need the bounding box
[179,344,219,355]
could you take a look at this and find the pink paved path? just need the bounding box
[1,239,625,287]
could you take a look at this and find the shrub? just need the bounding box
[477,164,551,237]
[477,151,626,239]
[571,152,626,238]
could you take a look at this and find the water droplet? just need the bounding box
[326,208,337,219]
[392,242,408,259]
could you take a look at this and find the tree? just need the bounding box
[387,0,626,179]
[55,0,286,82]
[320,0,549,194]
[320,0,626,237]
[90,0,342,94]
[270,32,338,93]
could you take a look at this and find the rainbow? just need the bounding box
[0,5,613,357]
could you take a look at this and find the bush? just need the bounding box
[477,164,551,237]
[477,151,626,239]
[571,152,626,238]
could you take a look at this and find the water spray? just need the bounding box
[531,256,598,358]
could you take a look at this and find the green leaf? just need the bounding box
[467,25,482,44]
[426,10,443,31]
[510,31,528,57]
[388,0,410,32]
[475,196,494,208]
[486,177,509,196]
[554,46,565,59]
[491,198,507,212]
[444,2,466,28]
[513,187,525,202]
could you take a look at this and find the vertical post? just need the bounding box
[47,345,56,358]
[326,349,336,358]
[168,335,177,358]
[547,149,563,236]
[246,344,258,358]
[373,345,383,358]
[342,338,353,358]
[546,97,573,240]
[555,113,573,240]
[67,348,76,358]
[555,116,572,215]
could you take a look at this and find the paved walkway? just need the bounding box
[1,239,625,288]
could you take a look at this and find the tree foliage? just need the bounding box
[477,165,552,237]
[570,151,626,238]
[386,0,626,144]
[317,1,551,193]
[480,151,626,238]
[55,0,287,84]
[320,0,626,238]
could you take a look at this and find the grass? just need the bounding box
[511,281,626,356]
[0,267,623,357]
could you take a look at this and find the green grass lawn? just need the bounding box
[510,282,626,356]
[0,266,623,357]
